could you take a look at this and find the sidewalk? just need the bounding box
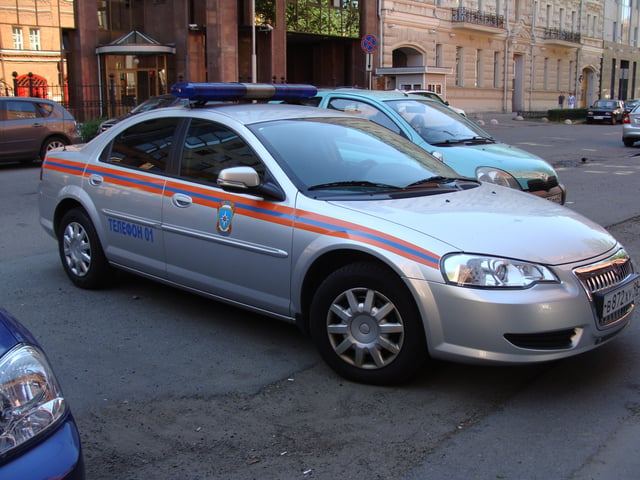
[470,112,546,126]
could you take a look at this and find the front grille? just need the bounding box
[527,176,559,192]
[574,250,635,327]
[505,329,577,350]
[574,254,633,294]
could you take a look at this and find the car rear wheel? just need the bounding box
[58,208,111,289]
[309,262,428,385]
[623,137,636,147]
[40,136,69,160]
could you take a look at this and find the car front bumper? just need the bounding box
[0,415,85,480]
[411,257,634,364]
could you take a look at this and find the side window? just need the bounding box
[326,98,401,134]
[6,100,37,120]
[179,119,264,184]
[101,117,178,173]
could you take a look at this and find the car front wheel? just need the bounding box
[309,262,428,385]
[58,208,111,289]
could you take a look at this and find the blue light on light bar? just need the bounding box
[170,82,318,101]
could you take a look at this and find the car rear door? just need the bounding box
[87,116,176,277]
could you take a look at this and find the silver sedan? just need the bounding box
[38,83,638,385]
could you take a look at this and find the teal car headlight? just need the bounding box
[442,254,558,288]
[0,345,66,456]
[475,167,521,190]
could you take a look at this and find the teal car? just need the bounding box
[294,89,565,204]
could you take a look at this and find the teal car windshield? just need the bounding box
[250,117,469,194]
[385,99,493,146]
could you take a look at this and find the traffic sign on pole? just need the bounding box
[361,34,377,53]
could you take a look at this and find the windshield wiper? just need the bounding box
[307,180,401,191]
[457,136,495,144]
[431,136,494,146]
[406,176,465,188]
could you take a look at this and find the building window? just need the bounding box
[546,5,552,29]
[556,59,562,91]
[475,49,482,88]
[493,51,500,88]
[613,21,618,42]
[435,44,442,67]
[29,29,41,51]
[456,47,463,87]
[12,27,23,50]
[543,57,549,90]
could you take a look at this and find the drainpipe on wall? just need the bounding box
[503,0,511,112]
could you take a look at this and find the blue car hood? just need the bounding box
[433,142,556,188]
[0,309,31,357]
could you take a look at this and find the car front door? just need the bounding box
[0,99,45,161]
[162,118,293,316]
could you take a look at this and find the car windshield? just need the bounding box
[250,117,469,196]
[594,100,617,109]
[385,99,492,145]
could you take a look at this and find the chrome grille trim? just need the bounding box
[573,249,636,327]
[574,251,633,296]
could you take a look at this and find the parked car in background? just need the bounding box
[38,82,637,385]
[623,98,640,114]
[0,307,84,479]
[0,97,81,163]
[98,94,187,132]
[292,89,565,203]
[622,104,640,146]
[406,89,466,116]
[586,99,625,124]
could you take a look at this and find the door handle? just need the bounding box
[88,174,103,186]
[172,193,192,208]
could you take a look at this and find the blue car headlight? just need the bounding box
[442,254,558,288]
[0,345,66,456]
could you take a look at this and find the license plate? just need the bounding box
[594,274,640,325]
[594,116,604,119]
[545,193,563,204]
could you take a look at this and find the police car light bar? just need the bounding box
[170,82,318,101]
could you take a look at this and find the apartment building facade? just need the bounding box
[1,0,640,119]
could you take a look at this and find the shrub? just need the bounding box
[79,117,106,142]
[547,108,588,122]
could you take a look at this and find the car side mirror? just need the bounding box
[217,166,285,201]
[217,166,260,189]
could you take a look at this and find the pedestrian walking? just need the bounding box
[558,93,565,108]
[568,93,576,109]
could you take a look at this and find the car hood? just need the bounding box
[434,142,556,188]
[0,309,29,357]
[330,184,616,266]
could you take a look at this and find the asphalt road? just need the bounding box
[0,120,639,479]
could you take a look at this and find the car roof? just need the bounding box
[152,101,357,126]
[316,88,435,102]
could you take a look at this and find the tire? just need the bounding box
[309,262,428,385]
[40,136,68,160]
[623,137,635,147]
[58,208,111,289]
[586,118,593,124]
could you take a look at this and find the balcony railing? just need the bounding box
[451,7,505,29]
[543,28,581,44]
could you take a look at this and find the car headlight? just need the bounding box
[0,344,66,456]
[442,254,558,288]
[475,167,521,190]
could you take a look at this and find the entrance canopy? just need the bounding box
[95,30,176,55]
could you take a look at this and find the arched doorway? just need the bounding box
[15,73,48,98]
